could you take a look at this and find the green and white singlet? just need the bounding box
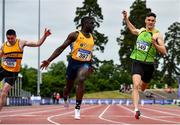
[130,28,159,63]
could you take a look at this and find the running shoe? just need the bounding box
[135,110,141,119]
[74,109,80,120]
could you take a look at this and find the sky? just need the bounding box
[0,0,179,69]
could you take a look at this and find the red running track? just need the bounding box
[0,104,180,124]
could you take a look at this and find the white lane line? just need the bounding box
[120,105,180,124]
[47,105,100,125]
[13,114,40,117]
[141,106,180,117]
[47,111,74,125]
[145,105,180,112]
[98,105,129,125]
[0,105,63,114]
[0,106,68,118]
[152,116,180,118]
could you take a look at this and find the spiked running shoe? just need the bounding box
[74,109,80,120]
[135,110,141,119]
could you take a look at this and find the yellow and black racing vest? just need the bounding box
[1,39,23,72]
[71,31,94,61]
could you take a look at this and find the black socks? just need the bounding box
[75,100,82,109]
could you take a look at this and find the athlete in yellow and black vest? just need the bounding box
[122,11,167,119]
[70,31,94,62]
[1,39,23,73]
[41,16,95,120]
[0,29,51,112]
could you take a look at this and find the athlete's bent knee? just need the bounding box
[0,92,7,98]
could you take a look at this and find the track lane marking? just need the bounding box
[141,106,180,117]
[0,106,71,118]
[98,105,129,125]
[120,105,180,124]
[0,105,63,114]
[47,105,100,125]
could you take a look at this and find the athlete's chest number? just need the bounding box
[77,49,91,61]
[137,42,149,52]
[3,59,17,67]
[78,53,88,59]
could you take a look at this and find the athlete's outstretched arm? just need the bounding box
[21,28,51,48]
[122,10,139,35]
[40,31,78,70]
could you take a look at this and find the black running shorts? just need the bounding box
[0,67,19,86]
[66,58,91,80]
[131,60,154,83]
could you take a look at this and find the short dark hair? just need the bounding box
[146,12,156,18]
[6,29,16,36]
[81,16,94,27]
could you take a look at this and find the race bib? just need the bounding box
[76,49,91,61]
[3,59,17,67]
[136,41,149,52]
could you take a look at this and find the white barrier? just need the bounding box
[173,99,180,105]
[31,95,41,105]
